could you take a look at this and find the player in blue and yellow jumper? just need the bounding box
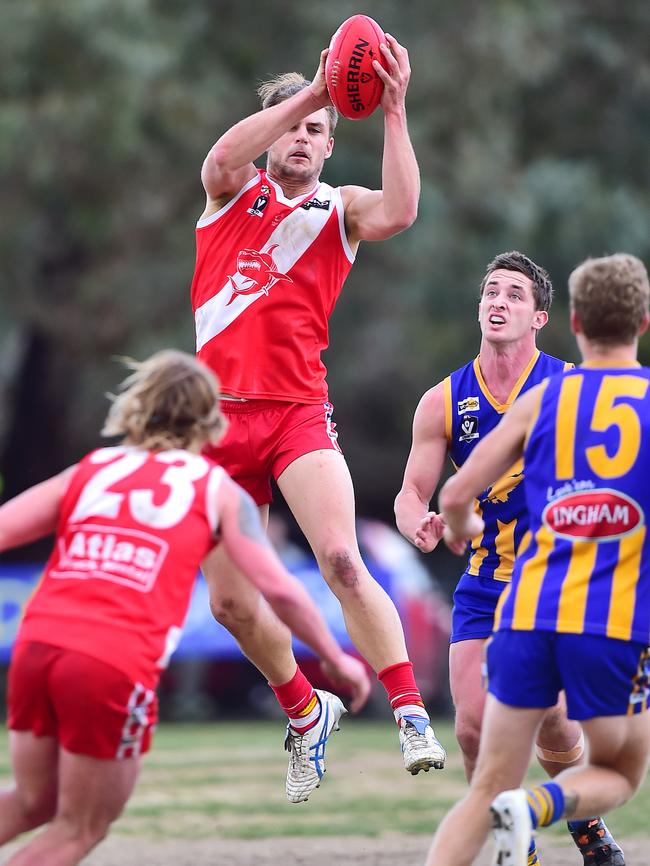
[396,251,620,865]
[427,253,650,866]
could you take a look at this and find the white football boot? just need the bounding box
[284,690,347,803]
[398,715,446,773]
[490,788,533,866]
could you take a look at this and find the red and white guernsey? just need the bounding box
[18,446,224,688]
[191,169,355,402]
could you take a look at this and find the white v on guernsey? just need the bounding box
[191,169,355,403]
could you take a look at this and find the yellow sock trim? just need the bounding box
[296,694,318,717]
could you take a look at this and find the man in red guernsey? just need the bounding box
[0,351,369,866]
[191,36,446,803]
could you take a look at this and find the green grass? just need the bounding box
[0,720,648,841]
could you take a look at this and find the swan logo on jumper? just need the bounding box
[542,489,644,542]
[226,244,293,305]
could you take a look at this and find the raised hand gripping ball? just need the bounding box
[325,14,387,120]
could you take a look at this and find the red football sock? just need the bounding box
[270,666,321,733]
[378,661,428,723]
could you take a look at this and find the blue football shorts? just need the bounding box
[450,572,508,643]
[486,629,650,720]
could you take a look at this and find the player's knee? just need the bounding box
[535,730,584,767]
[46,816,108,855]
[56,802,121,849]
[209,594,232,626]
[455,716,482,764]
[320,545,361,592]
[84,818,112,848]
[210,595,257,631]
[18,787,57,829]
[537,706,582,757]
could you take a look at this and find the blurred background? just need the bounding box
[1,0,650,717]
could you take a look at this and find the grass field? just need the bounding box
[1,717,649,848]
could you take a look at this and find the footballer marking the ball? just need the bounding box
[325,14,388,120]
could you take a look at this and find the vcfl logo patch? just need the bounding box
[247,194,269,217]
[459,415,479,441]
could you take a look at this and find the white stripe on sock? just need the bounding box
[289,697,322,731]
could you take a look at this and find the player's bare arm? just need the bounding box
[343,34,419,244]
[214,476,371,711]
[0,466,76,552]
[439,384,545,546]
[395,382,448,553]
[201,49,332,209]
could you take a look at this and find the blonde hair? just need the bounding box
[569,254,650,346]
[102,350,226,451]
[257,72,338,134]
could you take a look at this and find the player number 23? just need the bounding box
[70,448,210,529]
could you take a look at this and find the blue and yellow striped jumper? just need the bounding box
[496,362,650,642]
[444,349,569,583]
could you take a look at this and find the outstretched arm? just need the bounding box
[201,49,332,207]
[214,476,371,711]
[343,33,419,243]
[395,383,449,553]
[439,385,543,548]
[0,467,76,552]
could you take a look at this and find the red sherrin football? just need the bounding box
[325,14,387,120]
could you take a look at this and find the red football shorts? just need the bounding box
[204,399,342,505]
[8,641,158,760]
